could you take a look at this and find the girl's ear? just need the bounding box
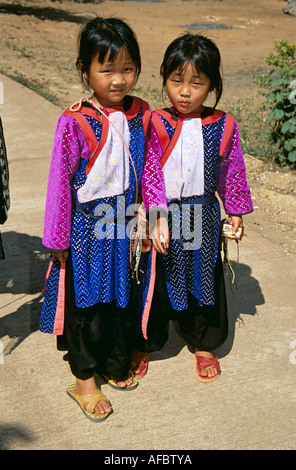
[77,61,89,89]
[77,61,84,76]
[77,61,88,79]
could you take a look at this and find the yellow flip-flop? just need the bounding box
[66,384,112,422]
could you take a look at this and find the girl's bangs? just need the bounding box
[95,40,122,64]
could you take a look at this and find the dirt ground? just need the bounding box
[0,0,296,253]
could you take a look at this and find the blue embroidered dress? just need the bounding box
[137,108,253,344]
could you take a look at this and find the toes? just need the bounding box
[112,371,135,389]
[116,382,125,389]
[95,400,111,416]
[200,368,208,377]
[200,366,217,377]
[131,362,140,375]
[126,376,134,386]
[116,379,132,388]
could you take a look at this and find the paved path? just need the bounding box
[0,73,295,451]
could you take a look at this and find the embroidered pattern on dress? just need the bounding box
[77,111,130,202]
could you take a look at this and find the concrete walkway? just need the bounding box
[0,73,295,451]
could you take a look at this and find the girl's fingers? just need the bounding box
[152,236,168,254]
[227,215,243,236]
[51,251,69,263]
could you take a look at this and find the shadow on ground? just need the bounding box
[0,231,49,355]
[148,259,265,362]
[0,2,94,23]
[216,260,265,358]
[0,424,34,450]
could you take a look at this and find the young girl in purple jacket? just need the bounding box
[40,17,167,422]
[133,33,253,383]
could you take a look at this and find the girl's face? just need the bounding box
[165,63,212,114]
[86,47,137,107]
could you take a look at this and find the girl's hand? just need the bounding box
[150,216,169,255]
[227,215,243,241]
[51,250,69,263]
[141,238,152,253]
[136,205,151,253]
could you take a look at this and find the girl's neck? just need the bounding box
[171,105,214,118]
[90,93,103,110]
[90,93,124,110]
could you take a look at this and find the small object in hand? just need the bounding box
[221,219,244,241]
[160,234,168,250]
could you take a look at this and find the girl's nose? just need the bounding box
[112,74,125,85]
[180,85,190,96]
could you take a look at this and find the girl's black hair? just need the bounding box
[76,16,141,89]
[161,33,223,108]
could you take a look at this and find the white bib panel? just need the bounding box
[163,117,204,200]
[77,111,130,202]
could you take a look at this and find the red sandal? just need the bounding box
[195,355,221,383]
[131,351,149,380]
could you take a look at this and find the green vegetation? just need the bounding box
[255,40,296,169]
